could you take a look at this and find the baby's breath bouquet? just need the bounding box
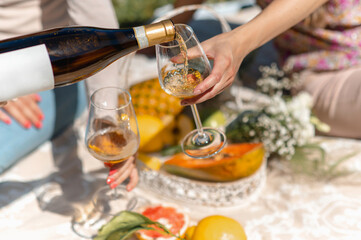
[225,64,329,160]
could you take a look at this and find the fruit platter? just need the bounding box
[130,79,267,207]
[94,203,247,240]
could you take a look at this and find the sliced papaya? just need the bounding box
[162,143,265,182]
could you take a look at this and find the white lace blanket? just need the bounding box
[1,136,361,239]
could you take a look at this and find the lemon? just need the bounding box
[185,225,196,240]
[175,114,194,144]
[137,153,162,171]
[161,115,177,146]
[192,215,247,240]
[137,114,165,152]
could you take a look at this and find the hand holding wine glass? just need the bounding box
[156,24,226,159]
[72,87,140,238]
[104,155,138,192]
[85,87,140,214]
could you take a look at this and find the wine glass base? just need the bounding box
[72,209,109,239]
[181,127,226,159]
[92,184,138,216]
[71,184,138,238]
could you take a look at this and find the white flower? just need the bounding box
[226,64,317,160]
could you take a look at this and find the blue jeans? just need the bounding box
[0,82,88,174]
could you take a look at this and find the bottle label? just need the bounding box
[133,26,149,49]
[0,44,54,101]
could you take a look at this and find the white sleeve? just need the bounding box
[66,0,123,96]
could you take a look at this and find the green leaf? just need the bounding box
[161,145,182,156]
[106,226,153,240]
[94,211,185,240]
[94,211,155,240]
[290,144,357,180]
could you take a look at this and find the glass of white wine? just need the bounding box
[156,24,226,159]
[85,87,139,214]
[72,87,139,238]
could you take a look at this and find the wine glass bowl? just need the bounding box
[85,87,139,215]
[157,24,211,99]
[86,87,139,165]
[156,24,226,159]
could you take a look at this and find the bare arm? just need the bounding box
[181,0,329,105]
[235,0,329,54]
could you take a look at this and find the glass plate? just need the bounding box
[138,155,267,207]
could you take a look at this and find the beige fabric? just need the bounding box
[298,67,361,138]
[0,0,122,96]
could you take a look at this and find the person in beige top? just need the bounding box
[0,0,138,192]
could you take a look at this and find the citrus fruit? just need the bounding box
[192,215,247,240]
[161,115,177,146]
[174,114,194,144]
[137,114,165,152]
[203,110,226,128]
[184,225,196,240]
[137,153,162,171]
[136,204,189,240]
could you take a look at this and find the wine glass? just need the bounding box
[85,87,140,214]
[71,87,139,238]
[156,24,226,159]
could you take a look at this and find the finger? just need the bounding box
[0,101,7,107]
[171,45,202,64]
[29,94,45,121]
[3,103,31,129]
[12,99,39,128]
[30,94,42,102]
[126,168,139,191]
[109,163,135,189]
[107,160,128,179]
[0,110,12,125]
[110,157,134,175]
[106,157,134,184]
[193,54,232,95]
[20,96,44,127]
[104,162,113,168]
[182,76,233,105]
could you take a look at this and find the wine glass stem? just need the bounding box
[190,104,204,136]
[112,188,117,199]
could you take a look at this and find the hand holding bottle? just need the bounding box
[0,20,175,102]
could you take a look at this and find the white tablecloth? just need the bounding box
[1,135,361,240]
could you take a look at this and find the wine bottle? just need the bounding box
[0,20,175,101]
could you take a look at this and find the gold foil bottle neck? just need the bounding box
[144,20,175,46]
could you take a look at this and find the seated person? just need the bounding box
[0,0,137,192]
[180,0,361,139]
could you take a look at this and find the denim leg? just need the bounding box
[0,82,87,174]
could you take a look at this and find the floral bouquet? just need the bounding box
[224,64,330,160]
[221,64,358,179]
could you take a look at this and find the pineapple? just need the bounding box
[129,78,189,152]
[130,78,184,118]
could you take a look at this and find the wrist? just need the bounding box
[231,24,261,59]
